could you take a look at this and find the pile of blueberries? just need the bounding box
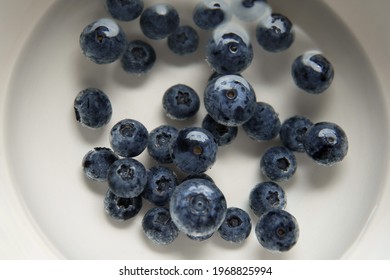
[75,0,349,253]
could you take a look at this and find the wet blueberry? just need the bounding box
[193,0,231,30]
[79,18,127,64]
[107,158,147,198]
[104,189,142,221]
[260,146,297,181]
[218,207,252,243]
[105,0,144,21]
[82,147,119,182]
[74,88,112,129]
[147,125,178,164]
[303,122,348,166]
[110,119,149,158]
[142,207,179,245]
[255,209,299,252]
[140,3,180,40]
[142,166,178,206]
[205,30,253,74]
[249,181,286,216]
[291,52,335,94]
[231,0,270,22]
[256,13,295,52]
[279,115,313,152]
[170,127,218,174]
[170,178,227,237]
[242,102,281,141]
[162,84,200,120]
[204,74,257,126]
[121,40,156,74]
[202,114,238,146]
[167,25,199,55]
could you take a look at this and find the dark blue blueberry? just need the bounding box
[231,0,270,22]
[105,0,144,21]
[202,114,238,146]
[255,209,299,252]
[139,4,180,40]
[204,74,257,126]
[170,127,218,174]
[104,189,142,221]
[167,25,199,55]
[142,166,178,206]
[82,147,119,182]
[142,207,179,245]
[79,18,127,64]
[110,119,149,158]
[291,52,335,94]
[249,181,286,217]
[192,0,230,30]
[162,84,200,120]
[120,40,156,74]
[107,158,147,198]
[218,207,251,243]
[279,115,313,152]
[303,122,348,166]
[256,13,295,52]
[74,88,112,129]
[170,178,227,237]
[260,146,297,181]
[205,31,253,74]
[242,102,281,141]
[187,233,214,241]
[147,125,178,164]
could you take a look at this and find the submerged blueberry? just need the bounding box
[104,189,143,221]
[255,209,299,252]
[170,127,218,174]
[193,0,231,30]
[74,88,112,129]
[218,207,252,243]
[170,178,227,237]
[79,18,127,64]
[204,74,257,126]
[249,181,286,216]
[105,0,144,21]
[142,207,179,245]
[82,147,119,182]
[167,25,199,55]
[121,40,156,74]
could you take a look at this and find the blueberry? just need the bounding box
[142,166,178,206]
[120,40,156,74]
[279,115,313,152]
[249,181,286,216]
[107,158,147,198]
[182,173,215,183]
[255,209,299,252]
[256,13,295,52]
[104,189,142,221]
[147,125,178,164]
[74,88,112,129]
[82,147,119,182]
[260,146,297,181]
[187,233,214,241]
[79,18,127,64]
[193,0,230,30]
[105,0,144,21]
[142,207,179,245]
[202,114,238,146]
[231,0,270,22]
[162,84,200,120]
[242,102,281,141]
[204,74,257,126]
[170,127,218,174]
[291,52,335,94]
[218,207,252,243]
[170,178,227,237]
[110,119,149,158]
[167,25,199,55]
[205,30,253,74]
[303,122,348,166]
[139,4,180,40]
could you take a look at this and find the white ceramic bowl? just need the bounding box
[1,0,390,259]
